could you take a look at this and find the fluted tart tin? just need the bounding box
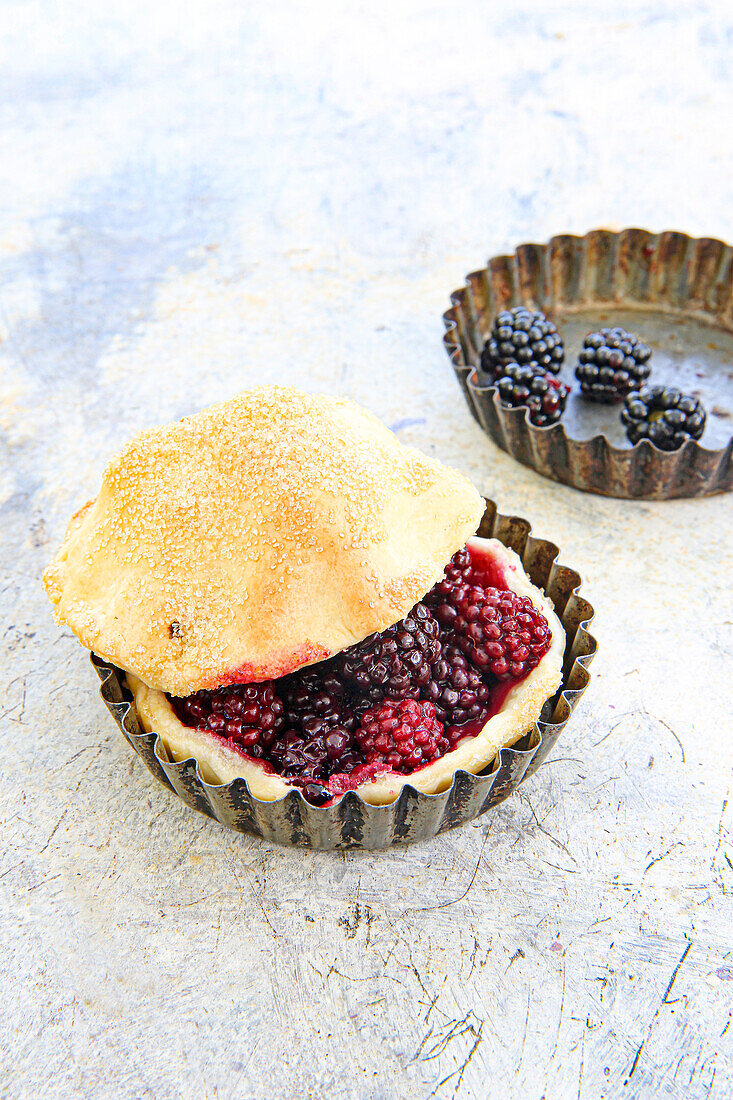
[444,229,733,499]
[91,499,596,850]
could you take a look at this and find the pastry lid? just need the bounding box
[43,387,484,695]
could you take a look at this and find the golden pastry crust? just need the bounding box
[44,387,484,695]
[128,538,565,805]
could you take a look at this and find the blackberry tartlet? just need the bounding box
[44,388,564,808]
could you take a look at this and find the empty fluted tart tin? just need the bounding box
[444,229,733,499]
[92,499,596,850]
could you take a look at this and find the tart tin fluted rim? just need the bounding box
[444,228,733,499]
[92,499,596,850]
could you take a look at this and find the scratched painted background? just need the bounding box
[1,2,732,1097]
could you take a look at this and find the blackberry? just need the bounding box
[279,663,357,736]
[621,386,706,450]
[575,327,651,402]
[442,547,473,586]
[170,681,284,755]
[495,362,569,426]
[450,585,552,681]
[356,699,444,773]
[480,306,564,378]
[424,548,473,611]
[298,782,332,806]
[430,576,471,634]
[267,729,325,780]
[422,643,491,726]
[339,603,442,704]
[268,724,362,782]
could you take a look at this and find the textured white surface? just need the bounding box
[1,3,733,1098]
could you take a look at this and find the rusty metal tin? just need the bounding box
[90,499,596,850]
[444,229,733,499]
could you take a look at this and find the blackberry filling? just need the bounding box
[170,543,553,803]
